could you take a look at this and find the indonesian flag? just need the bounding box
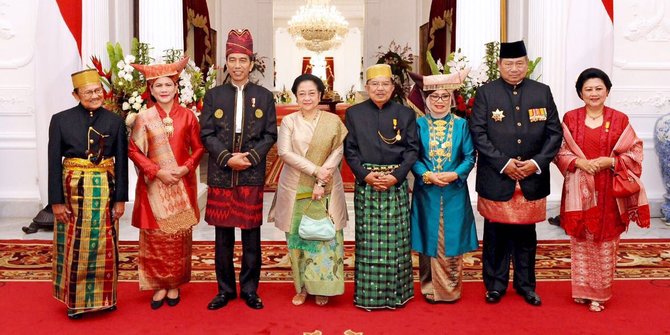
[564,0,614,111]
[34,0,82,204]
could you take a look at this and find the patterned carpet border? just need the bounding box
[1,240,669,282]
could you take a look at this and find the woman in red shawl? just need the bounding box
[555,68,649,312]
[128,58,204,309]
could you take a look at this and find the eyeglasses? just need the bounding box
[79,88,104,98]
[428,94,451,102]
[368,81,393,89]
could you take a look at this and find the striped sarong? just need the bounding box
[353,165,414,310]
[53,158,118,316]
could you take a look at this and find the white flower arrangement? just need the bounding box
[92,39,217,121]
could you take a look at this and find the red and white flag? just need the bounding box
[34,0,82,204]
[564,0,614,111]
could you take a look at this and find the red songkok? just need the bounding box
[226,29,254,57]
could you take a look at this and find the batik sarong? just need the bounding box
[53,158,118,316]
[419,202,464,302]
[138,228,193,290]
[570,232,619,302]
[353,164,413,310]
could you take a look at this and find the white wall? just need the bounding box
[208,0,274,89]
[364,0,420,72]
[0,0,47,217]
[0,0,134,218]
[609,0,670,213]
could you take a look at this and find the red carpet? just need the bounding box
[1,280,669,334]
[4,239,669,282]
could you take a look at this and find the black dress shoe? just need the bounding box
[104,305,117,312]
[485,290,503,304]
[519,291,542,306]
[207,293,236,310]
[166,289,180,307]
[151,297,165,310]
[240,292,264,309]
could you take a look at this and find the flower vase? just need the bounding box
[654,113,670,222]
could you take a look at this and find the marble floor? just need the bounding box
[2,193,670,242]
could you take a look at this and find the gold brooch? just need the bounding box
[214,109,223,119]
[255,108,263,118]
[491,108,505,122]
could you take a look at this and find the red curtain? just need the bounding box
[325,57,334,90]
[428,0,457,64]
[301,57,334,90]
[182,0,215,71]
[302,57,311,74]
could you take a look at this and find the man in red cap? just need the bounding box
[200,29,277,310]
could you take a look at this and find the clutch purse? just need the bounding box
[298,199,335,241]
[612,162,640,198]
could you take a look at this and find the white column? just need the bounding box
[527,1,567,113]
[255,0,274,89]
[526,1,568,202]
[109,0,134,56]
[81,0,111,68]
[455,0,500,68]
[139,0,184,62]
[506,0,527,41]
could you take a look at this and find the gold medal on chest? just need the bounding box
[214,109,224,119]
[255,108,263,118]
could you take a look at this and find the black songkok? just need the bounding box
[499,40,527,59]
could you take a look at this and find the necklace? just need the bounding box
[427,114,454,171]
[587,113,603,120]
[162,107,174,137]
[586,109,603,120]
[301,109,320,121]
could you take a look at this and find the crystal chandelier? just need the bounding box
[288,0,349,53]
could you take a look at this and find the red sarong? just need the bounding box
[205,186,263,228]
[138,228,192,290]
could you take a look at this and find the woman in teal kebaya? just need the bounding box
[410,69,478,303]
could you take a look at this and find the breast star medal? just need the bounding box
[214,109,224,119]
[491,108,505,122]
[255,108,263,118]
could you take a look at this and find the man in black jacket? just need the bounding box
[469,41,562,306]
[200,29,277,310]
[48,69,128,318]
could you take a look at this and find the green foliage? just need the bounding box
[426,51,440,75]
[484,41,500,81]
[526,56,542,80]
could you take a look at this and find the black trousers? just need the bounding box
[214,226,261,296]
[482,220,537,294]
